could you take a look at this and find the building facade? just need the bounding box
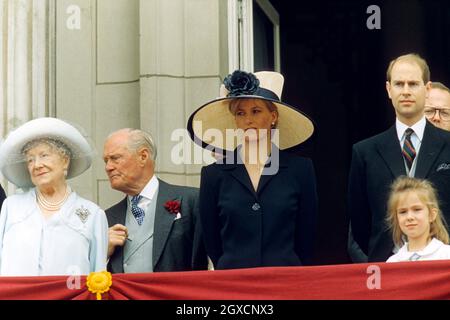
[1,0,279,209]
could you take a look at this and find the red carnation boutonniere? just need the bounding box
[164,200,181,220]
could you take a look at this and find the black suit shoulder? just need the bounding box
[429,123,450,139]
[159,180,199,195]
[202,150,314,172]
[354,121,450,151]
[157,179,199,209]
[105,198,126,214]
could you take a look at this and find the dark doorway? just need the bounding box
[269,0,450,264]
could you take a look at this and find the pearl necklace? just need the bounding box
[36,186,71,211]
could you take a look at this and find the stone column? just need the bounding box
[0,0,49,194]
[56,0,141,208]
[93,0,140,208]
[139,0,227,188]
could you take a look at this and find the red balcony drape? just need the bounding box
[0,260,449,300]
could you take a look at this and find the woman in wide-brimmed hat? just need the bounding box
[0,117,108,276]
[187,70,318,270]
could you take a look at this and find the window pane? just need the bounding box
[253,2,274,71]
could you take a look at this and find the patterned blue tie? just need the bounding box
[402,128,416,171]
[131,195,145,225]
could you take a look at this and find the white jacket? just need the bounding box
[0,188,108,276]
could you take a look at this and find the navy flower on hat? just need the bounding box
[223,70,260,97]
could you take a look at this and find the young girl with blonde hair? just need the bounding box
[386,176,450,262]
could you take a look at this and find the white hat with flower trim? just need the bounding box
[187,70,315,153]
[0,117,94,188]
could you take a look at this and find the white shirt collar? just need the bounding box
[399,238,444,257]
[396,116,426,142]
[128,175,159,202]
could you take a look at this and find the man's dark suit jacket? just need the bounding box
[106,179,208,273]
[348,120,450,262]
[199,149,318,270]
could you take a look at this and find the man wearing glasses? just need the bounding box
[425,82,450,131]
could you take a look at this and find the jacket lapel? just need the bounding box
[229,164,256,195]
[152,180,178,269]
[415,121,445,178]
[226,146,286,196]
[257,148,287,194]
[223,149,257,196]
[109,198,127,225]
[376,126,406,177]
[109,198,127,273]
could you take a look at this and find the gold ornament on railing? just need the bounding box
[86,271,112,300]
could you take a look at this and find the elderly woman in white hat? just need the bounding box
[0,117,108,276]
[187,70,318,270]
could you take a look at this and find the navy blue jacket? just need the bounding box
[199,149,318,270]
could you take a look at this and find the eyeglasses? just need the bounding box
[424,107,450,121]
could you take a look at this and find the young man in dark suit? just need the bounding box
[348,53,450,262]
[103,128,207,273]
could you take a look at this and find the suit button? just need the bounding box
[252,203,261,211]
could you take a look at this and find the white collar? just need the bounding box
[128,175,159,202]
[396,116,426,142]
[400,238,444,257]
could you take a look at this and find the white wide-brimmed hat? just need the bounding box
[187,70,315,152]
[0,117,93,188]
